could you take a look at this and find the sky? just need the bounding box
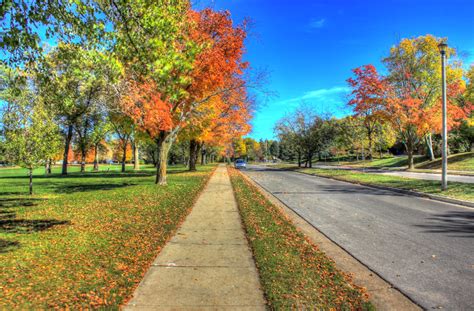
[197,0,474,140]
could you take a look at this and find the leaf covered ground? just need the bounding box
[228,167,373,310]
[0,164,214,308]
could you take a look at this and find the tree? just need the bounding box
[347,64,388,159]
[383,35,464,162]
[181,82,253,171]
[1,68,61,194]
[462,65,474,150]
[120,8,249,184]
[109,112,134,173]
[1,0,105,64]
[332,116,362,160]
[89,113,111,171]
[466,65,474,104]
[244,138,261,161]
[73,113,95,172]
[275,105,336,167]
[274,113,304,166]
[259,139,269,161]
[269,141,280,159]
[37,43,119,175]
[373,122,396,158]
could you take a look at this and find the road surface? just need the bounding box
[313,164,474,184]
[243,165,474,310]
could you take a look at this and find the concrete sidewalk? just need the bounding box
[125,165,266,310]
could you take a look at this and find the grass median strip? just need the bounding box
[298,168,474,202]
[228,167,373,310]
[0,165,215,309]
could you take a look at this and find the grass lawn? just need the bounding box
[0,164,215,308]
[228,168,373,310]
[416,152,474,171]
[334,155,427,169]
[298,168,474,202]
[270,156,427,169]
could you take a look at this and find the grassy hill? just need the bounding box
[416,152,474,171]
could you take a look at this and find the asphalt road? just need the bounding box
[243,165,474,310]
[313,164,474,184]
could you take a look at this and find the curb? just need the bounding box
[237,169,421,311]
[291,169,474,209]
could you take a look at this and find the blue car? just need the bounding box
[234,159,247,169]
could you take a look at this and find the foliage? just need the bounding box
[2,102,61,170]
[101,0,196,101]
[383,35,471,166]
[1,0,106,63]
[347,64,388,158]
[0,66,61,192]
[275,105,336,167]
[117,6,250,183]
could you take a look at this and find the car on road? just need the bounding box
[234,159,247,169]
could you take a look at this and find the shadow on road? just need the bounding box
[273,183,406,197]
[416,211,474,238]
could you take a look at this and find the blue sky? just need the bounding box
[198,0,474,140]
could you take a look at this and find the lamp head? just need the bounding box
[438,42,448,55]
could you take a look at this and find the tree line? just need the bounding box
[0,1,256,193]
[275,35,473,168]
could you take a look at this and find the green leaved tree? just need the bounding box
[1,66,61,194]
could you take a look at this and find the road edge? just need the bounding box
[239,169,422,311]
[293,169,474,209]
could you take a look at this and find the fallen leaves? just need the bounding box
[0,166,214,308]
[228,167,373,310]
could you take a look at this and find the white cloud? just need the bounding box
[273,86,351,117]
[278,86,350,105]
[309,18,326,29]
[250,86,352,139]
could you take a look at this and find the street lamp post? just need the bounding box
[438,42,448,191]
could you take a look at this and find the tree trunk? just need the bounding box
[29,168,33,195]
[133,140,140,170]
[155,133,171,185]
[182,145,187,166]
[308,152,313,168]
[297,151,301,167]
[367,128,373,160]
[80,149,86,173]
[426,134,435,161]
[405,143,415,170]
[201,144,207,166]
[121,141,127,173]
[189,139,199,172]
[151,149,157,167]
[45,159,51,175]
[93,144,99,171]
[62,124,73,175]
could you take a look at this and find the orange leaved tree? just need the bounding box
[347,64,389,159]
[121,8,249,185]
[181,79,253,171]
